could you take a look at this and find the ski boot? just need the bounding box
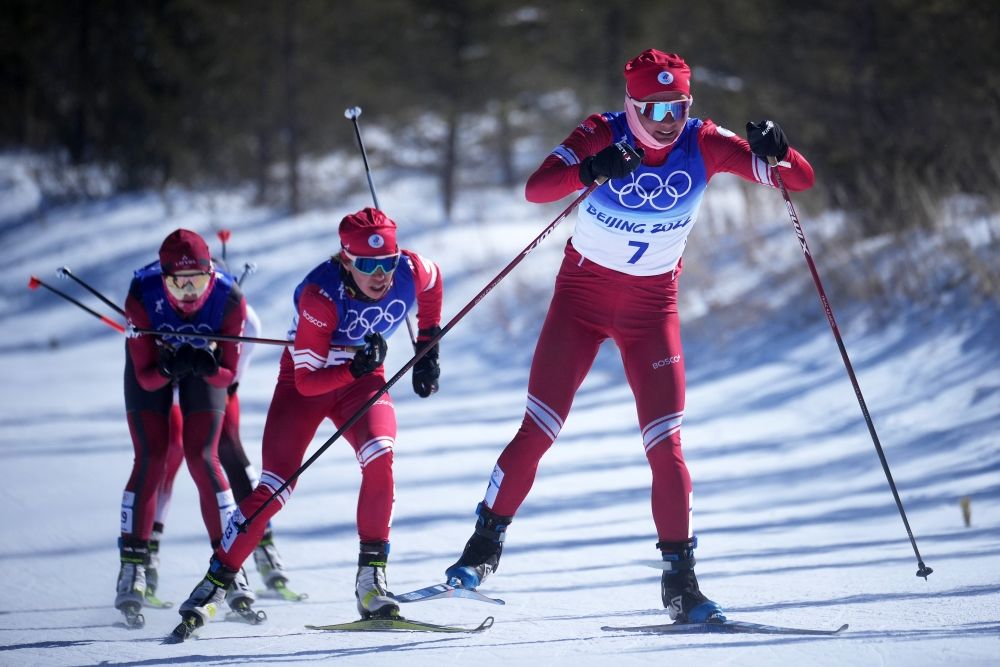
[658,538,725,623]
[168,555,237,642]
[115,537,148,629]
[445,503,513,589]
[355,541,399,619]
[226,565,266,624]
[253,529,305,601]
[143,525,171,608]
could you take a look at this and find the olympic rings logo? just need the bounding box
[609,170,693,210]
[158,322,215,349]
[339,299,408,340]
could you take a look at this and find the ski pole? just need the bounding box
[126,325,293,347]
[28,276,126,333]
[57,266,126,317]
[767,155,932,580]
[238,179,603,532]
[344,106,382,210]
[237,261,257,287]
[217,229,231,263]
[344,105,418,348]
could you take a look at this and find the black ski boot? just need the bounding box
[114,537,148,629]
[445,503,513,589]
[166,555,238,642]
[658,538,725,623]
[143,524,171,608]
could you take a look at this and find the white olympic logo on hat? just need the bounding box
[609,170,693,210]
[368,233,385,249]
[340,299,408,339]
[158,323,215,349]
[658,71,674,85]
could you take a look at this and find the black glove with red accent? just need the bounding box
[159,344,195,380]
[412,326,441,398]
[350,333,388,378]
[579,141,644,186]
[191,346,221,377]
[746,120,789,161]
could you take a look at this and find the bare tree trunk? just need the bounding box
[282,0,300,214]
[496,101,515,188]
[442,106,458,222]
[70,0,92,164]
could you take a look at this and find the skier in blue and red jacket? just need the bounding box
[445,49,815,624]
[173,208,443,635]
[115,229,256,623]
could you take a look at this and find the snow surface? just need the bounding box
[1,158,998,666]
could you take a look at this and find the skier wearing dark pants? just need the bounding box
[172,208,443,638]
[150,301,297,603]
[446,49,815,624]
[115,229,252,625]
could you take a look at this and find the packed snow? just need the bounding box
[1,155,998,665]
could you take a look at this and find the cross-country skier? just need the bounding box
[172,207,443,638]
[116,229,257,626]
[445,49,815,623]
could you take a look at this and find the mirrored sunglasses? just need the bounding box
[629,97,691,122]
[344,250,400,275]
[165,272,212,298]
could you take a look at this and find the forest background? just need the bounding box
[2,0,998,308]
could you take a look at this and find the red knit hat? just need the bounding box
[159,229,212,274]
[624,49,691,99]
[339,207,398,256]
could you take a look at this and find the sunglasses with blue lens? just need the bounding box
[343,250,400,275]
[629,96,691,122]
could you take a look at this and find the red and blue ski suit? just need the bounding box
[215,250,442,570]
[481,112,814,543]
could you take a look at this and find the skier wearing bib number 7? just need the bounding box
[445,49,814,623]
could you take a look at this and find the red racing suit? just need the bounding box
[481,112,814,543]
[215,250,442,570]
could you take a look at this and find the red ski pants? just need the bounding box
[216,371,396,570]
[485,243,693,542]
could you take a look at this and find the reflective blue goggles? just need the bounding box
[629,96,692,122]
[343,250,400,275]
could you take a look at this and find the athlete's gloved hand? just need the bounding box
[412,326,441,398]
[579,141,644,186]
[159,344,195,380]
[746,120,789,162]
[350,333,387,378]
[191,346,221,377]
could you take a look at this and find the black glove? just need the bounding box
[746,120,789,161]
[412,326,441,398]
[579,141,644,186]
[159,344,195,380]
[349,333,388,378]
[191,346,221,377]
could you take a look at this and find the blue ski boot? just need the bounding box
[658,538,725,623]
[445,503,512,589]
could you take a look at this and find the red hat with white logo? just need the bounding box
[624,49,691,99]
[339,207,398,256]
[159,229,212,274]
